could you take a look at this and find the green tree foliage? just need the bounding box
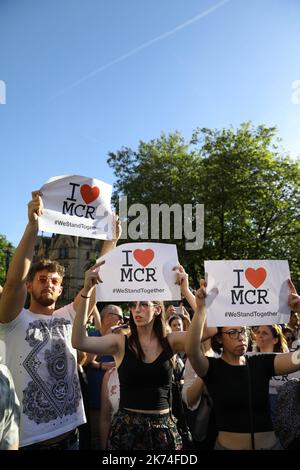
[108,132,201,282]
[107,123,300,286]
[0,235,15,285]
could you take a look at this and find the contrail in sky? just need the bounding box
[46,0,232,103]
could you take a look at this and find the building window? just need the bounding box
[86,251,90,260]
[59,246,68,259]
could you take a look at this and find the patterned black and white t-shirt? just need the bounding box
[0,305,86,447]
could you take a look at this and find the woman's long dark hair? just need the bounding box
[128,302,173,361]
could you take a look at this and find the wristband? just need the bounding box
[81,294,91,299]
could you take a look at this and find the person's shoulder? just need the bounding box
[207,355,220,362]
[206,355,220,370]
[0,307,28,329]
[53,303,75,318]
[166,330,186,345]
[163,333,177,353]
[247,351,276,368]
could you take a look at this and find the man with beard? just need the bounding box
[0,191,119,449]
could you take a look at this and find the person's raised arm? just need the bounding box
[73,216,121,313]
[186,281,209,378]
[288,278,300,314]
[274,350,300,375]
[99,214,122,257]
[176,265,196,312]
[71,261,121,358]
[90,303,102,331]
[0,191,43,323]
[176,265,217,340]
[273,279,300,375]
[180,305,191,331]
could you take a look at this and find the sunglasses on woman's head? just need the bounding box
[129,301,152,309]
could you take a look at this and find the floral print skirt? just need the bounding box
[107,408,183,451]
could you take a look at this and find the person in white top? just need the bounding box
[0,191,119,449]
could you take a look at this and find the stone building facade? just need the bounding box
[34,234,103,306]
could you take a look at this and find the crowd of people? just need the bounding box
[0,191,300,451]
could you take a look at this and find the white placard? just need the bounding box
[96,243,181,301]
[38,175,114,239]
[204,260,291,326]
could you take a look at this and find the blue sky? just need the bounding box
[0,0,299,246]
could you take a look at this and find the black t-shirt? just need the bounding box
[203,354,275,433]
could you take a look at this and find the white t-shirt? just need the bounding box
[182,352,219,410]
[182,359,201,410]
[0,363,20,449]
[0,305,86,447]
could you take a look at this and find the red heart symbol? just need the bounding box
[80,185,100,204]
[133,249,154,267]
[245,267,267,289]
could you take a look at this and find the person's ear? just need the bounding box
[154,304,161,316]
[216,334,223,345]
[26,281,33,294]
[58,285,63,296]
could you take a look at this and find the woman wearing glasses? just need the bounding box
[186,279,300,450]
[72,262,210,450]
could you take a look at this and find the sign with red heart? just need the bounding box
[95,243,181,301]
[38,174,113,240]
[80,184,100,204]
[204,260,291,327]
[133,249,154,267]
[245,267,267,289]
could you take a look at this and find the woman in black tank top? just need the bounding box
[107,300,184,450]
[72,262,196,450]
[186,279,300,450]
